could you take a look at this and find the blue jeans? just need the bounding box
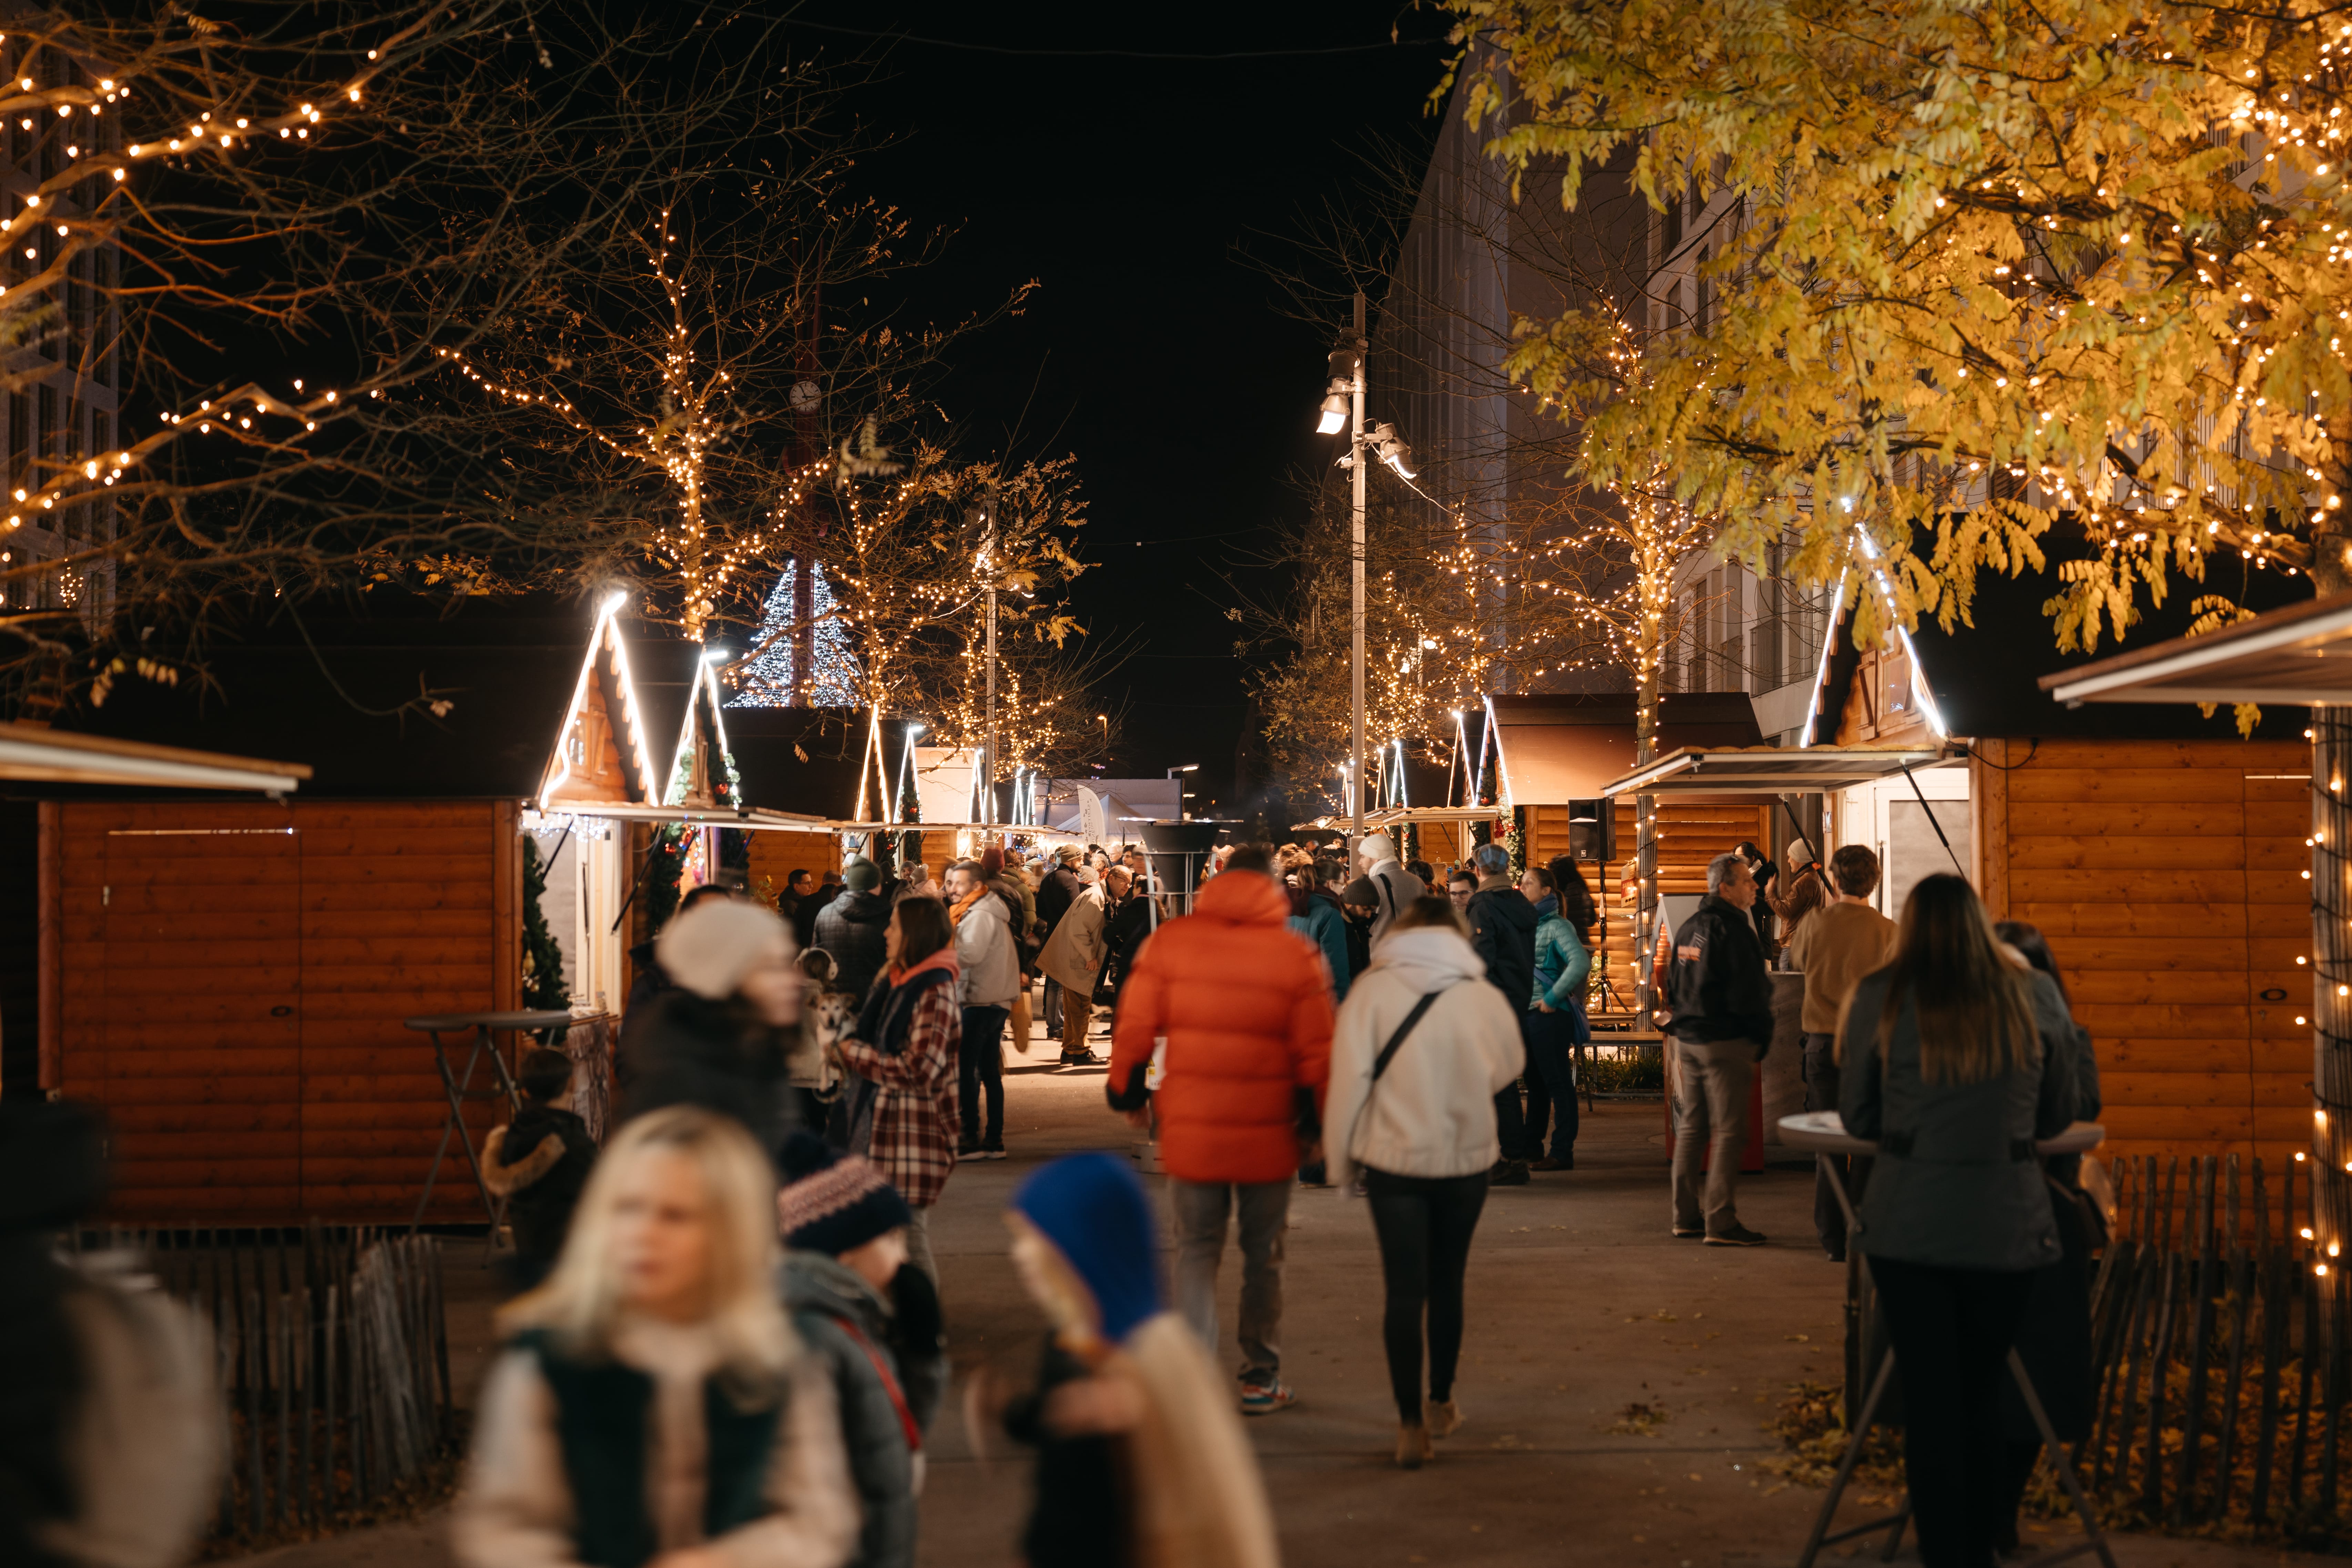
[958,1004,1007,1148]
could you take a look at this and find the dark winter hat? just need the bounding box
[1011,1152,1161,1343]
[776,1130,912,1256]
[1341,875,1381,909]
[842,857,881,892]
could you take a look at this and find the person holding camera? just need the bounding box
[1663,852,1774,1246]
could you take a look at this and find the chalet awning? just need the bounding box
[0,722,312,795]
[548,802,834,833]
[2042,591,2352,706]
[1599,744,1958,798]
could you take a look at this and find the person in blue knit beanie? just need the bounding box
[978,1152,1280,1568]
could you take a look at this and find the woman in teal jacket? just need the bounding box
[1520,864,1592,1170]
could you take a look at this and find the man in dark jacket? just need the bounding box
[1035,845,1085,1036]
[1464,841,1540,1185]
[814,857,894,1002]
[778,866,815,943]
[1100,867,1155,1006]
[1664,851,1775,1246]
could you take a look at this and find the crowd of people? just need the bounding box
[0,818,2109,1568]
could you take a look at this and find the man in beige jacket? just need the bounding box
[1784,843,1898,1261]
[1038,866,1123,1066]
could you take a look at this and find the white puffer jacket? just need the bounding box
[954,890,1021,1009]
[1323,925,1526,1188]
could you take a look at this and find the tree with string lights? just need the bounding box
[731,439,1098,785]
[1445,0,2352,653]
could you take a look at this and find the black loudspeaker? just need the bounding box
[1567,798,1614,863]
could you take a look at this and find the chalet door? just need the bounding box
[86,802,303,1219]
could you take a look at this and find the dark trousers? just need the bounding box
[958,1004,1007,1148]
[1496,1011,1533,1161]
[1802,1031,1871,1255]
[1521,1008,1580,1160]
[1364,1167,1489,1424]
[1868,1255,2037,1568]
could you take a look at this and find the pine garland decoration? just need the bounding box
[521,835,571,1041]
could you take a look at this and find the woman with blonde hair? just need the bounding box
[454,1107,857,1568]
[1839,874,2080,1568]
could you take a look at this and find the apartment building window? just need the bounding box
[37,385,54,486]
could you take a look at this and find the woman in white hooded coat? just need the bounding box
[1321,894,1524,1470]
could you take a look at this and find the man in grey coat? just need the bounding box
[1664,852,1774,1246]
[1356,832,1426,946]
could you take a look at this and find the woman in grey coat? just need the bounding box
[1839,874,2078,1568]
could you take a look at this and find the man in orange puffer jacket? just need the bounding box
[1107,843,1335,1415]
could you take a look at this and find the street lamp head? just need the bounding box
[1372,422,1417,479]
[1315,380,1350,435]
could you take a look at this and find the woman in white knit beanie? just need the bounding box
[614,895,803,1163]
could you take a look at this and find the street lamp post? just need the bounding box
[984,505,998,838]
[1313,290,1415,864]
[1347,295,1367,858]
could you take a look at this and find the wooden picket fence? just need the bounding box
[2072,1153,2348,1536]
[71,1224,453,1545]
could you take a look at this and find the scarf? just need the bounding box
[854,946,961,1058]
[949,885,988,928]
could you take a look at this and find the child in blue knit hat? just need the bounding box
[975,1152,1281,1568]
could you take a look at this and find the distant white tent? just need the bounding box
[1041,776,1179,841]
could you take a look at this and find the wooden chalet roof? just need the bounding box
[1808,547,2311,744]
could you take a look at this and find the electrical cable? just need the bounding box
[781,20,1430,60]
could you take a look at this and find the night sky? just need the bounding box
[783,5,1454,818]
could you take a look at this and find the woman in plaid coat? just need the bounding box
[833,895,963,1282]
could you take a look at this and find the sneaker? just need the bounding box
[1239,1381,1299,1416]
[1058,1049,1106,1067]
[956,1142,980,1159]
[1530,1155,1572,1172]
[977,1145,1008,1161]
[1425,1398,1464,1439]
[1488,1160,1531,1187]
[1704,1224,1769,1248]
[1671,1225,1705,1239]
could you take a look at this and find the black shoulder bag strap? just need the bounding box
[1376,868,1399,924]
[1372,988,1447,1081]
[1351,987,1450,1167]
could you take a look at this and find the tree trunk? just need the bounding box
[1635,577,1664,1020]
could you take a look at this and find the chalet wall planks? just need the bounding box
[1984,737,2309,1172]
[49,800,516,1222]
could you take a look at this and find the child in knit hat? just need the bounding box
[776,1132,945,1568]
[973,1153,1280,1568]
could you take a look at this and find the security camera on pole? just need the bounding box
[1313,291,1416,864]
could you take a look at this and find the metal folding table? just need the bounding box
[406,1009,576,1230]
[1777,1111,2117,1568]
